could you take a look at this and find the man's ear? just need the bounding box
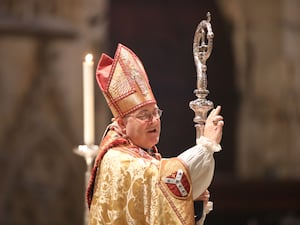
[116,117,126,129]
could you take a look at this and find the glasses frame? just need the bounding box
[127,108,163,122]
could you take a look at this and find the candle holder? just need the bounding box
[73,144,99,225]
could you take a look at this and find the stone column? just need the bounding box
[217,0,300,179]
[0,0,110,224]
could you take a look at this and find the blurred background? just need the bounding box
[0,0,300,224]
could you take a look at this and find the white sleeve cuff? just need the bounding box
[177,136,222,199]
[197,136,222,153]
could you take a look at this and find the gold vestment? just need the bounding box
[88,128,196,225]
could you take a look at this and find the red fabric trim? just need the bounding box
[96,53,113,91]
[86,131,128,208]
[165,171,190,197]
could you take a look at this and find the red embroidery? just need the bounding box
[164,169,190,197]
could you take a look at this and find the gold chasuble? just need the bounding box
[87,128,195,225]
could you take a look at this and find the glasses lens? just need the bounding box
[153,109,162,118]
[135,108,162,121]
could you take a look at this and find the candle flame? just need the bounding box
[85,53,93,63]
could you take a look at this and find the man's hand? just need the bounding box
[195,189,210,203]
[204,105,224,144]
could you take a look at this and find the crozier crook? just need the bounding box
[190,12,214,144]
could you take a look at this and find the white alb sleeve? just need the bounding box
[177,136,221,200]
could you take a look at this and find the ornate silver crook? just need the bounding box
[190,12,214,144]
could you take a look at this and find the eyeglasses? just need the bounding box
[128,108,163,122]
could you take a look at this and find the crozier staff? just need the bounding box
[87,44,224,225]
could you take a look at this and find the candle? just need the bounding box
[83,53,95,145]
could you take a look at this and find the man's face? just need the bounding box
[120,103,161,149]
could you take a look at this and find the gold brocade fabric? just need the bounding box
[89,147,195,225]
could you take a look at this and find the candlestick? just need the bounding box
[83,53,95,145]
[74,144,99,225]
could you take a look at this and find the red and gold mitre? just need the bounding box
[96,44,157,118]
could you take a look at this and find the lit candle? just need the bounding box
[83,53,95,145]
